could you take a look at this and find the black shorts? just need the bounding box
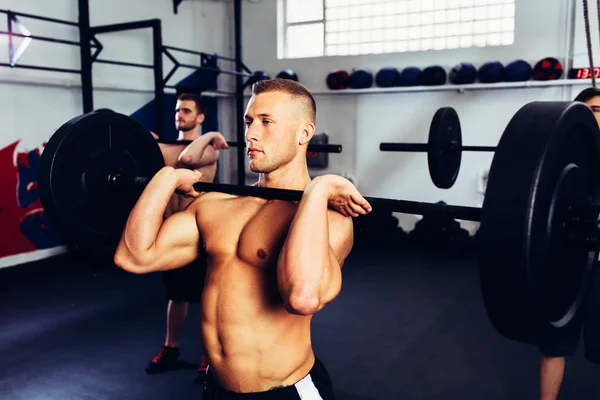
[202,358,334,400]
[162,258,207,303]
[538,267,600,363]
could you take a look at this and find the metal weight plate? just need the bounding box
[427,107,462,189]
[478,102,600,344]
[38,111,165,251]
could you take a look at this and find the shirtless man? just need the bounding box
[145,93,229,383]
[538,87,600,400]
[115,78,372,398]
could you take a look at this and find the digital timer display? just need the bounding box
[568,67,600,79]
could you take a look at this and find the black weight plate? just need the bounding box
[478,101,600,344]
[38,111,165,250]
[427,107,462,189]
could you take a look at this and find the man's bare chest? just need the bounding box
[198,198,298,268]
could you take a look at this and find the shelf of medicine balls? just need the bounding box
[316,57,588,95]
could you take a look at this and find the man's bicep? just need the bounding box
[152,209,202,270]
[327,211,354,265]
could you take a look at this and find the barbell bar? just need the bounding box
[37,101,600,349]
[379,143,496,152]
[111,174,481,221]
[379,107,496,189]
[157,139,343,154]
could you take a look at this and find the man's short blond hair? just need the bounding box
[252,78,316,124]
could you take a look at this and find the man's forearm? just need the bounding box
[277,185,336,314]
[178,134,217,167]
[120,167,178,256]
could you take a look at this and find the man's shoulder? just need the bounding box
[199,191,237,200]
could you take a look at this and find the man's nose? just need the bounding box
[245,124,259,142]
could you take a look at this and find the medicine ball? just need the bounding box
[478,61,505,83]
[504,60,533,82]
[449,62,477,84]
[419,65,447,86]
[276,69,299,81]
[350,69,373,89]
[399,67,422,86]
[533,57,563,81]
[375,67,401,87]
[247,70,271,86]
[326,69,351,90]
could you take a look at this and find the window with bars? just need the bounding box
[277,0,516,59]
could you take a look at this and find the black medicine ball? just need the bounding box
[375,67,401,87]
[247,70,271,86]
[399,67,422,86]
[349,69,374,89]
[419,66,447,86]
[449,62,477,85]
[504,60,533,82]
[478,61,505,83]
[276,69,299,81]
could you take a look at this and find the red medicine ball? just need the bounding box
[533,57,564,81]
[326,69,351,90]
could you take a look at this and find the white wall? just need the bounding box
[0,0,233,267]
[241,0,598,233]
[573,0,600,71]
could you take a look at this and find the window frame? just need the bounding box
[278,0,515,60]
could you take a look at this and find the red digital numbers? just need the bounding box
[576,67,600,79]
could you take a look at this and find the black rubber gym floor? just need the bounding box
[1,245,598,400]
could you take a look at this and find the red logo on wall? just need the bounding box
[0,141,65,259]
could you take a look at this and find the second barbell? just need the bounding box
[379,107,496,190]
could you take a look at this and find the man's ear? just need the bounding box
[298,122,315,145]
[196,113,206,126]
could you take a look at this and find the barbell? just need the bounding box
[37,102,600,348]
[379,107,496,189]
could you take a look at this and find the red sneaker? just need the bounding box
[145,345,180,374]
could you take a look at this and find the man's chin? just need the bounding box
[249,163,266,173]
[177,125,193,132]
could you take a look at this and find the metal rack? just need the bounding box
[0,0,251,184]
